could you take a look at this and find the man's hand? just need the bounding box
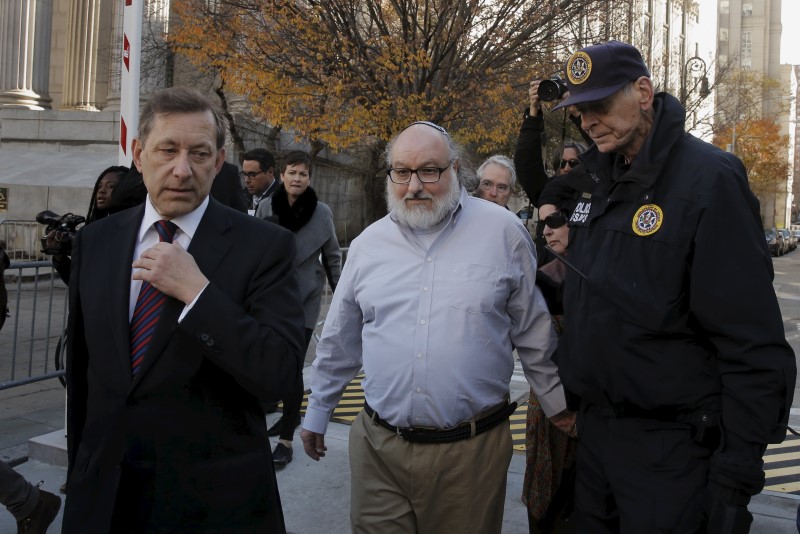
[300,429,327,461]
[132,242,208,304]
[528,80,542,115]
[549,410,577,437]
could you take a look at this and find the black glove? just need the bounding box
[704,484,753,534]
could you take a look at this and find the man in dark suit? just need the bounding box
[211,161,249,213]
[63,87,306,533]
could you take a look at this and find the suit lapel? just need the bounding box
[130,200,234,390]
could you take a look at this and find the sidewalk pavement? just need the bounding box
[1,412,799,533]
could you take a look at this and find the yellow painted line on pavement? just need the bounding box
[762,450,800,464]
[511,403,527,452]
[764,481,800,493]
[765,465,800,478]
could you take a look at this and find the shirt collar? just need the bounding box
[255,179,278,201]
[138,194,209,243]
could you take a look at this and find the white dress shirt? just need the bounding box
[129,195,209,322]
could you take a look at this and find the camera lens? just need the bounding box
[537,80,562,102]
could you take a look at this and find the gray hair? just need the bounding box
[138,87,227,150]
[476,155,517,189]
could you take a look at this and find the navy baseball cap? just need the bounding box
[552,41,651,110]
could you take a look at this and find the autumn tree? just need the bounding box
[169,0,607,220]
[711,69,791,225]
[713,118,790,224]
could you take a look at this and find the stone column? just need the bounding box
[102,0,124,111]
[0,0,53,109]
[61,0,101,110]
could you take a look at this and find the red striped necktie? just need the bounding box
[130,220,178,375]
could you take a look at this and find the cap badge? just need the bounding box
[632,204,663,236]
[567,51,592,85]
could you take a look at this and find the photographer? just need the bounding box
[514,80,589,262]
[43,165,129,283]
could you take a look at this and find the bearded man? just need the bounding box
[300,121,573,533]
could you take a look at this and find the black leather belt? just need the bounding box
[363,400,517,444]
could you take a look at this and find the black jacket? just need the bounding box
[542,92,796,497]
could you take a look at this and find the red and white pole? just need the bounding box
[119,0,143,165]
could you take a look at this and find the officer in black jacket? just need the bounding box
[539,40,796,533]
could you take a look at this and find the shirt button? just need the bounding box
[420,320,426,325]
[426,257,432,262]
[416,387,421,393]
[417,353,422,359]
[423,286,429,292]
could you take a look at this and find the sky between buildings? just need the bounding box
[697,0,799,65]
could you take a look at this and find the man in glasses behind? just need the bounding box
[474,154,516,208]
[240,148,279,215]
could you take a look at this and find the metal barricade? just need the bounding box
[0,220,46,261]
[0,261,67,390]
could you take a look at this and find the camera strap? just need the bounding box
[560,108,568,143]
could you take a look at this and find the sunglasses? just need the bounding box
[542,211,569,229]
[559,159,581,169]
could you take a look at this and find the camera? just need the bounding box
[537,76,568,102]
[36,210,86,256]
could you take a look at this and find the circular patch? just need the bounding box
[567,51,592,85]
[632,204,663,236]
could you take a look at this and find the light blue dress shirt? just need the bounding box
[303,188,564,434]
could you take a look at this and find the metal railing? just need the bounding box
[0,261,67,390]
[0,220,46,261]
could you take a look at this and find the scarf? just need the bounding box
[271,184,318,232]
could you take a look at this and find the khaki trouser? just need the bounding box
[349,409,513,534]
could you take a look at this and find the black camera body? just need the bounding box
[36,210,85,256]
[538,76,568,102]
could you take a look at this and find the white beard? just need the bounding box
[386,176,462,230]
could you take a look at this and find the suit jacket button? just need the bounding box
[200,333,210,342]
[206,339,214,347]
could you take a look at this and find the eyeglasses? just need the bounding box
[559,159,581,170]
[240,170,264,180]
[388,162,453,184]
[542,211,569,229]
[479,180,510,193]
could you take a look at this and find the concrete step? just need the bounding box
[28,428,67,467]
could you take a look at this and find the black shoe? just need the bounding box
[17,489,61,534]
[272,443,293,465]
[267,417,283,437]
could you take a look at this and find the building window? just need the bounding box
[742,57,752,70]
[742,31,752,57]
[720,28,729,41]
[743,3,753,16]
[720,1,729,15]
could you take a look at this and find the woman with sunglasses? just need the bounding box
[521,201,579,533]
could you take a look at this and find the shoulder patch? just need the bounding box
[632,204,663,236]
